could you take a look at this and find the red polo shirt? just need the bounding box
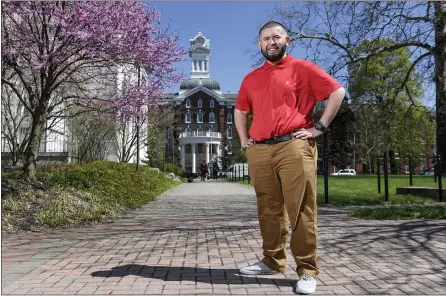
[235,55,342,141]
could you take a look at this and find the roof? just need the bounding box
[180,78,220,91]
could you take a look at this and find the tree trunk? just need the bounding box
[23,111,46,182]
[434,3,446,174]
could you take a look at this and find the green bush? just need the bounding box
[3,160,180,231]
[164,163,183,176]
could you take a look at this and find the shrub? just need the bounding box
[164,163,183,176]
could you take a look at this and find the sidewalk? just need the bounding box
[2,181,446,295]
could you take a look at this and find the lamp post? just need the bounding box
[136,65,141,171]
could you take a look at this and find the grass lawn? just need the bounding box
[235,175,445,219]
[315,175,440,206]
[237,175,441,206]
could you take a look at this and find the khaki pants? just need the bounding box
[246,139,318,277]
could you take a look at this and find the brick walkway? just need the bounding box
[2,181,446,295]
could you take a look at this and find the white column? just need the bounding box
[192,143,196,173]
[206,143,210,164]
[180,144,185,169]
[191,60,194,72]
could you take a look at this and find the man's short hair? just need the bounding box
[258,21,288,36]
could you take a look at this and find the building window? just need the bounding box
[197,111,203,123]
[197,125,203,136]
[227,103,232,109]
[185,125,191,136]
[198,143,203,153]
[186,143,191,154]
[209,125,214,133]
[227,113,233,124]
[210,99,215,108]
[186,99,191,108]
[227,127,233,139]
[209,112,215,123]
[228,141,232,154]
[198,99,202,108]
[185,111,191,123]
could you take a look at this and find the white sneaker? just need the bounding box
[296,274,317,294]
[239,261,279,275]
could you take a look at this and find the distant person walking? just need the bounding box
[199,160,207,181]
[212,161,219,181]
[234,21,345,295]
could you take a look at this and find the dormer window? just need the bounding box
[209,112,215,123]
[185,111,191,123]
[210,99,215,108]
[227,113,233,124]
[186,99,191,108]
[198,99,202,108]
[197,111,203,123]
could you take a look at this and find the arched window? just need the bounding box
[185,111,191,123]
[227,103,232,109]
[227,113,233,124]
[186,99,191,108]
[185,125,191,136]
[210,99,215,108]
[198,99,202,108]
[209,112,215,123]
[197,111,203,123]
[209,125,214,133]
[227,127,233,139]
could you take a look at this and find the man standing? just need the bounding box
[235,21,345,295]
[199,160,207,181]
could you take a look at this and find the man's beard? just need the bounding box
[261,44,287,63]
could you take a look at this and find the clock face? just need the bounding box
[196,36,205,46]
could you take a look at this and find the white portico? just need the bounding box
[178,131,222,173]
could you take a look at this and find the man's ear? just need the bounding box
[286,36,290,45]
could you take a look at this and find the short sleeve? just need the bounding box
[235,80,251,113]
[305,61,342,102]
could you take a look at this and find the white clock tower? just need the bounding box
[190,32,210,79]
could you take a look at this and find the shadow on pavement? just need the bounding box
[91,264,297,289]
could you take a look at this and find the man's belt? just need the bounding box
[255,133,293,145]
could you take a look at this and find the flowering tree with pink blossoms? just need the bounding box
[1,1,184,181]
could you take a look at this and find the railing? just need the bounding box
[179,131,222,138]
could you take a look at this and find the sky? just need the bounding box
[151,2,435,107]
[152,1,298,94]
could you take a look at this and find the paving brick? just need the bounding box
[2,182,445,295]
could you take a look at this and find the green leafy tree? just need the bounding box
[348,39,429,171]
[143,106,175,169]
